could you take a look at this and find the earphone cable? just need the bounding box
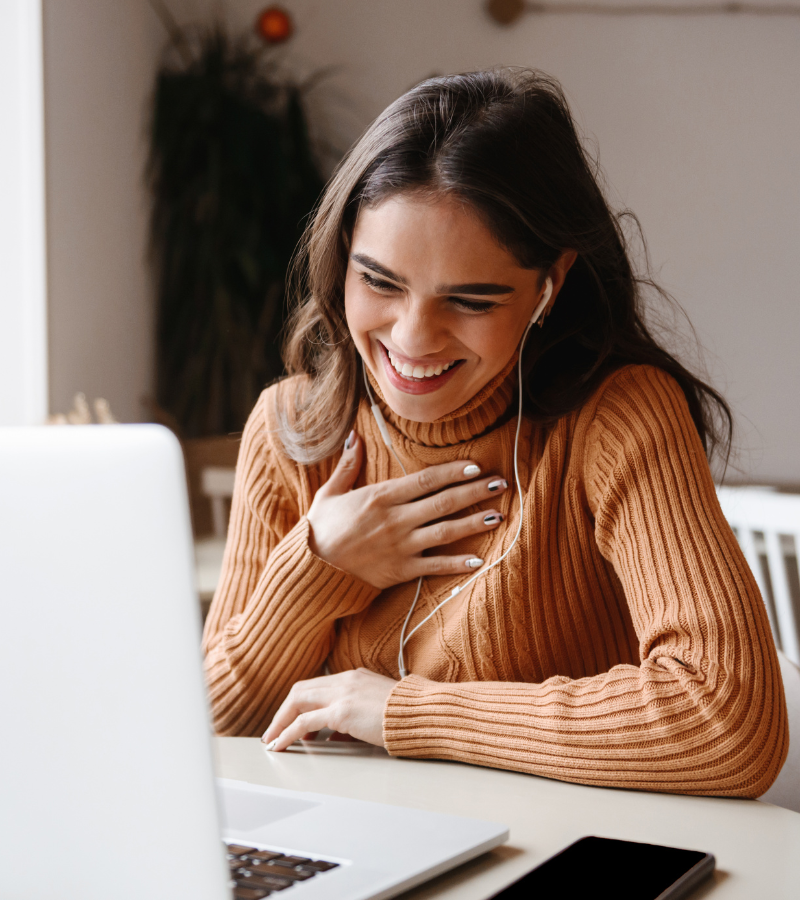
[396,319,533,676]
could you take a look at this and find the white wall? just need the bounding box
[43,0,164,424]
[0,0,48,426]
[44,0,800,480]
[172,0,800,483]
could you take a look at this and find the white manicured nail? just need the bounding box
[466,557,484,569]
[264,739,277,751]
[463,464,481,477]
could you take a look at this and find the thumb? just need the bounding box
[320,429,363,497]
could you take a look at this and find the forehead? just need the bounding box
[350,193,532,283]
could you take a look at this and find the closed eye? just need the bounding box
[360,270,498,312]
[360,271,400,293]
[450,297,497,313]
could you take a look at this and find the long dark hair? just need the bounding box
[279,68,732,469]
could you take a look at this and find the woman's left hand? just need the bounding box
[261,668,398,751]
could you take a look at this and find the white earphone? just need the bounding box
[362,277,553,677]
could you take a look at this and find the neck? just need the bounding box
[364,353,519,448]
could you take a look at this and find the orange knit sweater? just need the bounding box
[202,363,787,797]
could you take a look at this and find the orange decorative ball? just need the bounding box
[256,6,294,44]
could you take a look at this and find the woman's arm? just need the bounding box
[202,389,380,736]
[382,367,789,797]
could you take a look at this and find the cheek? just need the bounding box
[461,317,521,368]
[465,316,522,377]
[344,284,388,343]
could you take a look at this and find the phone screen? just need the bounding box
[489,836,715,900]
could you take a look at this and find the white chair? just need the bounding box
[200,466,236,539]
[759,649,800,813]
[716,486,800,667]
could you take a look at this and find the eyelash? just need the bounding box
[358,271,497,314]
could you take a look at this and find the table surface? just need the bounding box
[215,737,800,900]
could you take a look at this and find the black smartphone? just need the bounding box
[489,836,715,900]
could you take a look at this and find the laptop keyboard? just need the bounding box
[226,842,340,898]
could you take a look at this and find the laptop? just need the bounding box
[0,425,508,900]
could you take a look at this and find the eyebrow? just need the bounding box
[350,254,408,286]
[350,253,514,296]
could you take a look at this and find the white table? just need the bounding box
[215,737,800,899]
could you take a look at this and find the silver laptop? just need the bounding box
[0,425,508,900]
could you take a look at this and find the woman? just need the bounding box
[203,69,787,796]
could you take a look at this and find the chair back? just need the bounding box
[716,486,800,667]
[759,650,800,813]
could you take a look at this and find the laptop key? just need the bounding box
[226,844,258,856]
[242,850,284,863]
[236,875,292,892]
[248,863,314,881]
[302,860,339,872]
[233,888,271,899]
[273,855,311,866]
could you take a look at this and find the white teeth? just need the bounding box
[386,349,456,379]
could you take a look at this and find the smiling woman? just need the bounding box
[343,195,575,420]
[202,68,788,798]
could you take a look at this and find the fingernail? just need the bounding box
[344,429,355,451]
[263,739,277,751]
[484,513,503,525]
[463,464,481,477]
[487,479,507,492]
[466,557,484,569]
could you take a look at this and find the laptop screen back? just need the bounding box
[0,426,230,900]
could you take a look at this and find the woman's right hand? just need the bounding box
[306,430,508,590]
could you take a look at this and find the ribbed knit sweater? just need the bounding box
[202,363,788,797]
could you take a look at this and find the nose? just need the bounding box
[390,299,449,359]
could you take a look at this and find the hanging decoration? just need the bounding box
[256,6,294,43]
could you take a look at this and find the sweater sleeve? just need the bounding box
[202,390,380,736]
[383,367,788,797]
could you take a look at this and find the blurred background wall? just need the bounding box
[43,0,162,426]
[42,0,800,482]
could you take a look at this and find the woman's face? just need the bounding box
[344,192,550,422]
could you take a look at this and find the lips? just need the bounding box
[386,348,456,380]
[377,342,464,395]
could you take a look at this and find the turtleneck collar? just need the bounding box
[365,353,519,448]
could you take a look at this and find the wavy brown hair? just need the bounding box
[278,68,732,469]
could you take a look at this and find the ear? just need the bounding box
[540,249,578,320]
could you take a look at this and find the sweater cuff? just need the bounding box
[383,674,455,756]
[287,517,382,618]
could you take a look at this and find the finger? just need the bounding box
[411,509,504,552]
[264,708,333,752]
[405,553,489,580]
[316,430,363,498]
[388,460,485,504]
[260,682,322,744]
[408,476,508,526]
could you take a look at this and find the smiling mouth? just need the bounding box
[385,347,462,381]
[378,343,465,388]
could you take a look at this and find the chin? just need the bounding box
[377,381,469,422]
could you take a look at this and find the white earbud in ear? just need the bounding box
[529,277,553,326]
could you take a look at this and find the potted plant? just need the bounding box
[148,5,324,441]
[147,4,325,536]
